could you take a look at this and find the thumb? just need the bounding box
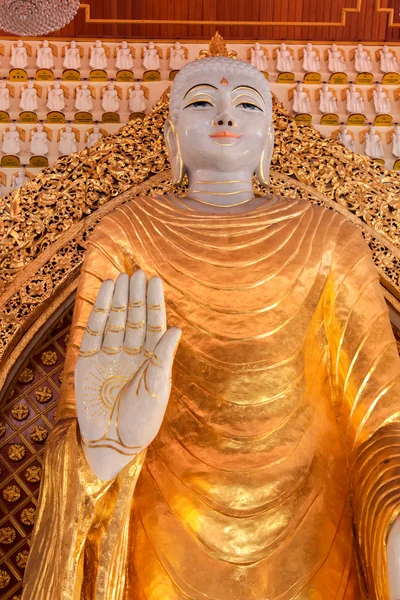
[149,327,181,374]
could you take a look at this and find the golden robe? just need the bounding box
[23,195,400,600]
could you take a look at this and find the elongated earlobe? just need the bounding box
[164,119,185,185]
[256,126,274,186]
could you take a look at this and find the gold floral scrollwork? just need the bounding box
[11,402,29,420]
[40,350,57,366]
[24,465,41,483]
[0,569,11,589]
[34,386,52,403]
[15,550,29,569]
[17,368,34,384]
[30,424,48,443]
[2,484,21,502]
[20,507,36,526]
[0,526,16,545]
[0,421,5,437]
[7,443,26,461]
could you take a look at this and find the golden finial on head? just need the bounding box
[199,32,238,59]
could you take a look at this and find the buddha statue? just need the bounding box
[364,124,384,159]
[372,83,392,115]
[327,44,346,73]
[379,45,399,74]
[74,82,93,112]
[22,55,400,600]
[29,123,49,155]
[86,124,103,148]
[36,40,55,70]
[116,41,134,71]
[0,80,11,112]
[63,40,81,70]
[47,81,65,112]
[337,124,356,152]
[250,42,268,72]
[101,82,120,113]
[302,42,320,72]
[354,43,372,73]
[169,41,187,70]
[11,167,27,189]
[128,81,147,113]
[10,40,28,69]
[392,124,400,157]
[19,81,38,112]
[346,83,364,113]
[58,124,78,155]
[318,83,338,113]
[276,43,293,72]
[2,122,21,155]
[143,41,160,71]
[292,82,310,113]
[89,40,108,70]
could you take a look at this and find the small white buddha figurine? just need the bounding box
[20,81,38,112]
[74,82,93,112]
[86,125,103,148]
[276,43,293,72]
[354,43,372,73]
[128,82,147,113]
[319,83,338,113]
[63,40,81,70]
[169,42,187,70]
[302,43,320,72]
[328,44,346,72]
[392,124,400,157]
[2,123,21,155]
[292,83,310,113]
[250,42,268,72]
[379,45,399,74]
[346,83,364,113]
[115,41,134,70]
[89,40,108,70]
[10,40,28,69]
[0,81,11,111]
[59,125,78,155]
[365,125,384,158]
[143,41,160,71]
[12,168,27,189]
[337,124,356,152]
[36,40,55,70]
[30,123,49,155]
[102,83,119,112]
[372,83,391,114]
[47,81,65,112]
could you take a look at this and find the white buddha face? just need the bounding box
[340,125,346,133]
[10,123,16,131]
[94,125,100,133]
[165,59,273,183]
[134,82,141,90]
[27,81,34,89]
[18,168,24,176]
[71,40,77,48]
[17,40,23,47]
[370,126,376,133]
[108,83,114,90]
[149,42,155,49]
[377,84,382,91]
[122,41,128,48]
[43,40,49,47]
[322,84,328,91]
[54,81,61,89]
[95,40,102,48]
[350,83,356,91]
[37,124,43,132]
[254,42,260,50]
[66,125,72,132]
[82,82,88,89]
[280,43,286,50]
[297,83,303,91]
[0,81,6,88]
[306,43,312,50]
[332,44,337,51]
[175,42,181,49]
[395,125,400,132]
[357,43,363,50]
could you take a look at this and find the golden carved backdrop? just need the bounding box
[2,0,400,42]
[2,81,400,597]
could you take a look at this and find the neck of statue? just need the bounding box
[186,168,255,211]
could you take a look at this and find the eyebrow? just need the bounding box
[183,84,218,99]
[232,85,265,104]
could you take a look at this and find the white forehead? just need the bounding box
[169,57,272,124]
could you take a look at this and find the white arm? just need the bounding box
[388,517,400,599]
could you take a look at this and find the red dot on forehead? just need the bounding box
[220,77,228,86]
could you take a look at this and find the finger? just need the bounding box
[124,270,146,357]
[144,276,166,358]
[102,273,128,355]
[79,280,114,357]
[148,327,182,379]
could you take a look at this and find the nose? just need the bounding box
[213,95,236,128]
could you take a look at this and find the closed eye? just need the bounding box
[184,100,214,109]
[237,102,263,111]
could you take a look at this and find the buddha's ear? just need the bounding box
[164,118,185,185]
[255,125,274,187]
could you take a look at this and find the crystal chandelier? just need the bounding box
[0,0,80,36]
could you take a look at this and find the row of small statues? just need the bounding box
[1,123,105,156]
[293,82,395,115]
[4,40,400,75]
[6,40,187,72]
[0,81,148,114]
[337,123,400,159]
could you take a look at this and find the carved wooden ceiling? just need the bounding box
[0,0,400,42]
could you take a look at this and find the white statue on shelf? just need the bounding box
[36,40,55,70]
[102,83,119,112]
[392,124,400,157]
[75,82,93,112]
[169,42,187,70]
[354,44,372,73]
[20,81,38,112]
[379,46,399,74]
[128,82,147,113]
[328,44,346,72]
[372,83,391,114]
[2,123,21,155]
[250,42,268,72]
[12,168,27,189]
[346,83,364,113]
[302,43,320,72]
[47,81,65,112]
[365,126,384,158]
[86,125,103,148]
[0,81,11,111]
[292,83,310,113]
[89,40,108,70]
[115,41,134,70]
[319,84,338,113]
[30,123,49,155]
[59,125,78,155]
[337,124,355,152]
[10,40,28,69]
[143,41,160,71]
[63,40,81,70]
[276,43,293,72]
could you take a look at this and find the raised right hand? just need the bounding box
[75,270,181,481]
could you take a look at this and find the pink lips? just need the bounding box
[209,131,242,139]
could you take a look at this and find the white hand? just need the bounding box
[75,270,181,481]
[388,517,400,600]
